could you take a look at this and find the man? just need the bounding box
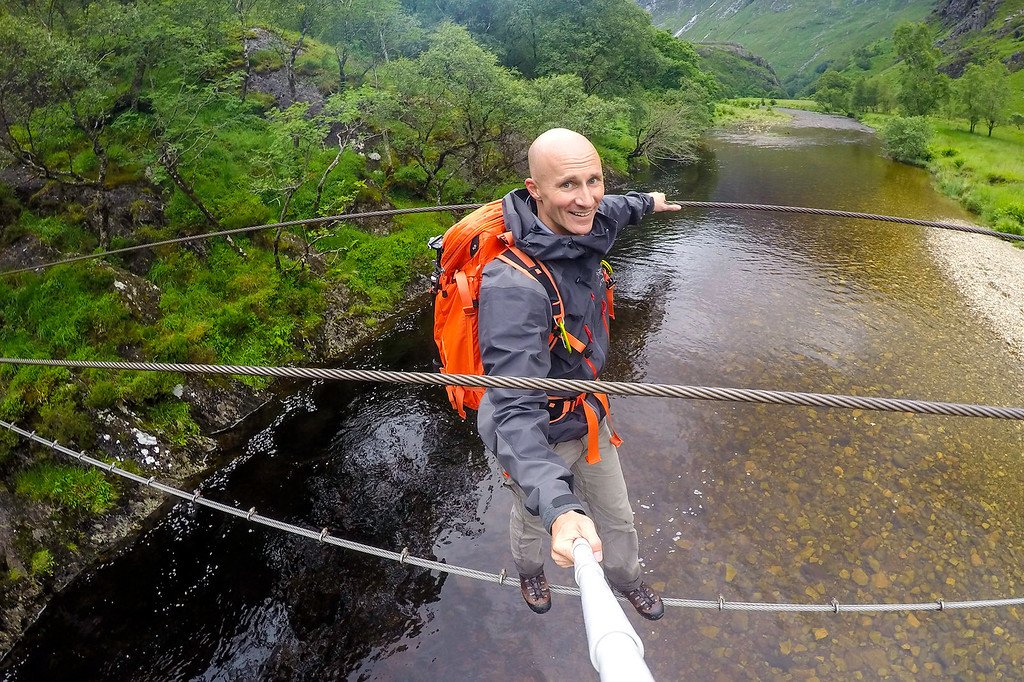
[476,128,680,619]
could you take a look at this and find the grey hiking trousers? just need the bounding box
[503,419,643,592]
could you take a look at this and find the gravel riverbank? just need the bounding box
[927,229,1024,360]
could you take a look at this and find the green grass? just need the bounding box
[15,463,119,514]
[321,204,452,318]
[764,99,819,111]
[864,112,1024,235]
[148,241,326,387]
[714,101,792,127]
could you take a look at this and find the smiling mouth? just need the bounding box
[569,210,593,218]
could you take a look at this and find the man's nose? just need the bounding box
[575,186,595,207]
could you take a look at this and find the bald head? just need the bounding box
[527,128,600,183]
[524,128,605,236]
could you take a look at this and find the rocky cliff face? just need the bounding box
[931,0,1002,39]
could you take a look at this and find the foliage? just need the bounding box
[352,24,535,202]
[322,0,422,88]
[15,463,118,514]
[325,209,450,317]
[148,242,325,383]
[418,0,709,97]
[880,116,933,164]
[893,22,948,116]
[626,88,715,163]
[0,0,724,512]
[953,61,1011,136]
[813,71,852,113]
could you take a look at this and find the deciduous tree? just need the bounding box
[892,22,947,116]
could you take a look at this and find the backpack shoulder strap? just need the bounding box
[496,246,586,353]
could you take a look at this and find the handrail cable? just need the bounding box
[1,357,1023,421]
[3,418,1022,614]
[1,200,1021,278]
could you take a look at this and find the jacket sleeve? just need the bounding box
[599,192,654,235]
[476,263,585,531]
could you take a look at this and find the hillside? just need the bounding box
[696,43,787,97]
[638,0,934,88]
[821,0,1024,104]
[933,0,1024,80]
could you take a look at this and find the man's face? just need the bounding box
[525,144,605,236]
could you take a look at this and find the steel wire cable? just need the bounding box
[3,418,1023,614]
[0,204,482,277]
[2,357,1023,420]
[1,201,1020,278]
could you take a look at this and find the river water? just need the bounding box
[3,110,1023,680]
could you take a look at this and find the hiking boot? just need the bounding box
[620,581,664,621]
[519,572,551,614]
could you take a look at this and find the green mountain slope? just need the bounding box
[824,0,1024,105]
[638,0,934,83]
[696,43,787,97]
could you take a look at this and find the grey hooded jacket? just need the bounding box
[476,188,654,531]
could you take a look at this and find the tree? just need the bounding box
[954,61,1011,136]
[229,0,266,101]
[892,23,947,116]
[322,0,422,89]
[851,77,880,114]
[880,116,933,165]
[520,74,622,141]
[954,62,987,133]
[625,88,713,164]
[813,71,852,114]
[250,103,328,268]
[355,24,532,202]
[0,13,119,246]
[264,0,331,104]
[976,60,1011,137]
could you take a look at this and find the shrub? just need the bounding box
[880,116,933,165]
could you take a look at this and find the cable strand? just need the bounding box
[3,418,1022,614]
[2,201,1019,277]
[1,357,1022,420]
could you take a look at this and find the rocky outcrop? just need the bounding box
[698,41,780,76]
[932,0,1003,41]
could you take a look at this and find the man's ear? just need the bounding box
[524,177,541,200]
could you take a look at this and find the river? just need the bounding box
[3,110,1023,680]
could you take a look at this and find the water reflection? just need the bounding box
[4,111,1024,680]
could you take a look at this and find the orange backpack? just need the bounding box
[429,200,621,465]
[429,200,576,419]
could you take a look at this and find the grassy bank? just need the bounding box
[862,113,1024,236]
[715,100,794,127]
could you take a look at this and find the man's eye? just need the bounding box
[561,182,573,189]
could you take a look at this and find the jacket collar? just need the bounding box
[502,188,614,261]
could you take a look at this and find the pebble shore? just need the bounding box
[927,229,1024,359]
